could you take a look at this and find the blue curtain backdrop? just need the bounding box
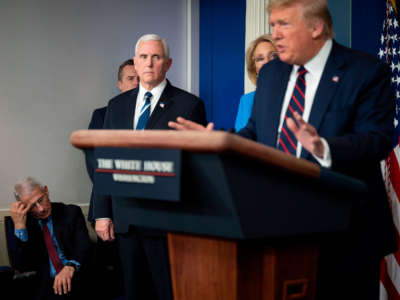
[352,0,385,55]
[199,0,245,129]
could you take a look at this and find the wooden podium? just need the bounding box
[71,130,365,300]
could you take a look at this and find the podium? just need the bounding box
[71,130,365,300]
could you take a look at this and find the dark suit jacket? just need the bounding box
[11,202,92,299]
[93,80,207,233]
[86,106,107,181]
[239,40,397,257]
[85,106,107,222]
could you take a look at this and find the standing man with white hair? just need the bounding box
[93,34,207,300]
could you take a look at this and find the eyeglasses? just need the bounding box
[30,194,46,210]
[254,52,279,63]
[14,192,48,211]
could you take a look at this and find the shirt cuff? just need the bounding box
[312,138,332,168]
[66,260,81,272]
[14,228,28,242]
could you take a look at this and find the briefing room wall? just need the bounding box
[0,0,193,210]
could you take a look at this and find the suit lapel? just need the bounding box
[265,63,292,146]
[301,41,345,159]
[124,89,138,129]
[145,80,174,129]
[51,204,63,249]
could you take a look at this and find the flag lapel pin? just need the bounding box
[332,76,339,83]
[159,102,165,108]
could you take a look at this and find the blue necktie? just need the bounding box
[278,66,307,156]
[136,91,152,130]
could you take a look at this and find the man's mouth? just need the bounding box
[276,45,285,52]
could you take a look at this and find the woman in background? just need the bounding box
[235,34,277,131]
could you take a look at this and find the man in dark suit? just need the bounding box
[169,0,397,299]
[93,34,207,300]
[84,60,138,300]
[86,58,139,221]
[10,177,92,300]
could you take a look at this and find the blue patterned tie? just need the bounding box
[278,66,307,156]
[136,91,152,130]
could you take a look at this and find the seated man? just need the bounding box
[10,177,92,300]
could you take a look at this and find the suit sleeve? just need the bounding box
[187,97,207,126]
[237,75,267,141]
[11,219,40,272]
[67,205,92,268]
[90,105,113,220]
[85,108,107,182]
[326,62,395,174]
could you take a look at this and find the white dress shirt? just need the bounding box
[133,79,167,129]
[277,39,333,167]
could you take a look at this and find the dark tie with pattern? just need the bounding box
[278,66,307,156]
[136,91,152,130]
[42,220,64,274]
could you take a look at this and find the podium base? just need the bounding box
[168,233,318,300]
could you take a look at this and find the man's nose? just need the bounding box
[145,57,153,66]
[271,27,280,40]
[36,203,44,212]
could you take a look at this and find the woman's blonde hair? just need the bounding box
[245,34,276,85]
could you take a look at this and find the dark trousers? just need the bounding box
[117,230,174,300]
[315,233,381,300]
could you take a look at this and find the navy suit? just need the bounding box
[11,203,92,300]
[85,106,107,222]
[92,80,207,300]
[239,41,397,299]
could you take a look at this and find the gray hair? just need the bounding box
[14,177,43,200]
[134,34,170,59]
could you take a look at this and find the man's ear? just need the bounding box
[166,58,172,71]
[117,80,123,91]
[311,19,324,39]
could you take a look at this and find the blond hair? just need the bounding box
[245,34,276,85]
[268,0,334,39]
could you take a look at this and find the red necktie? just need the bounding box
[278,66,308,155]
[42,221,64,274]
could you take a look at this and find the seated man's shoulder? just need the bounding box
[52,202,84,218]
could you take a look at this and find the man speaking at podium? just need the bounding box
[93,34,206,300]
[169,0,397,299]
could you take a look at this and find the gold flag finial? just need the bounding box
[391,0,398,14]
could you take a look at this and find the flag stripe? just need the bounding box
[381,258,400,299]
[388,148,400,202]
[379,1,400,299]
[386,254,400,295]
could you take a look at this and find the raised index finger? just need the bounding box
[176,117,204,130]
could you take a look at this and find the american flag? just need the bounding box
[379,0,400,299]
